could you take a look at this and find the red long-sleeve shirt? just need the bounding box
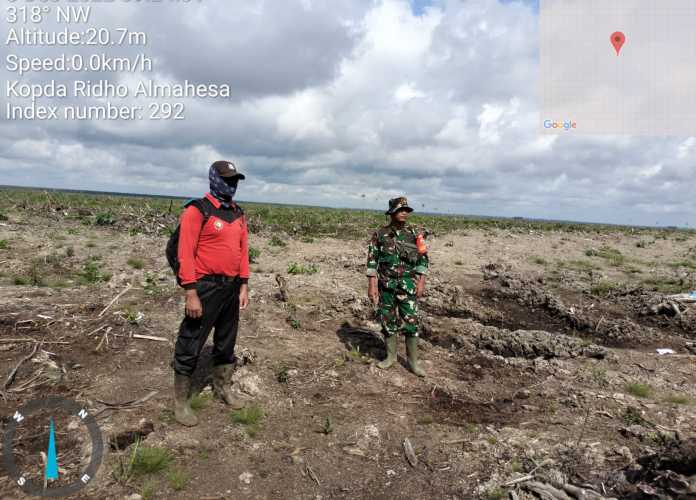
[177,193,250,288]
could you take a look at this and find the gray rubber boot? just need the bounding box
[377,334,397,370]
[405,336,426,377]
[212,364,245,410]
[174,373,198,427]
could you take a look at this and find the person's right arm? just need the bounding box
[366,232,379,305]
[178,206,204,318]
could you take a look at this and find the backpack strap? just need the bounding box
[183,198,213,229]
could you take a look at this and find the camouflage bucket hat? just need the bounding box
[385,196,414,215]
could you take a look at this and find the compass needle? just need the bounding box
[45,418,59,481]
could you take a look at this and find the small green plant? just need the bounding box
[230,405,265,437]
[562,259,600,272]
[591,279,619,297]
[647,430,678,447]
[141,478,158,500]
[667,260,696,270]
[529,256,547,265]
[0,239,8,250]
[143,272,161,295]
[622,406,647,426]
[275,365,289,383]
[586,246,625,266]
[131,447,173,476]
[625,382,653,399]
[166,467,190,491]
[158,409,176,424]
[664,394,690,405]
[65,246,75,257]
[121,308,142,325]
[321,416,333,435]
[13,276,30,286]
[487,436,499,445]
[485,487,507,500]
[417,415,434,425]
[127,258,145,270]
[642,277,687,294]
[301,236,315,243]
[86,241,96,248]
[510,458,523,473]
[248,246,261,263]
[464,422,478,433]
[28,260,46,287]
[269,235,286,247]
[114,440,174,484]
[590,366,608,387]
[287,262,318,275]
[79,258,111,284]
[189,392,212,412]
[346,344,371,364]
[285,303,301,329]
[95,212,116,226]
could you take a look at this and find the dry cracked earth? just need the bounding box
[1,200,696,499]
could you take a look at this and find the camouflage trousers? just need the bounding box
[378,287,419,337]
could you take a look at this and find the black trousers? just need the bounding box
[173,275,241,376]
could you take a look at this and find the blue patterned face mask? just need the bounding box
[209,165,237,207]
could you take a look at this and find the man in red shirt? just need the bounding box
[173,160,250,426]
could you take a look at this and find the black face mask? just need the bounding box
[223,177,239,188]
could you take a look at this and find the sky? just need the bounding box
[1,0,694,227]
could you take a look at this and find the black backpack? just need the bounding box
[166,198,213,285]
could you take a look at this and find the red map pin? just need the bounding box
[611,31,626,55]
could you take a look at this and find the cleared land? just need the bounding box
[1,188,695,499]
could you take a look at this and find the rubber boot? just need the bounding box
[405,336,426,377]
[174,373,198,427]
[212,364,245,410]
[377,334,397,369]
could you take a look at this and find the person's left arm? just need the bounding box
[239,215,250,309]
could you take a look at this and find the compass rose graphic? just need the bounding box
[2,396,104,497]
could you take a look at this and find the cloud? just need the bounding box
[0,0,694,227]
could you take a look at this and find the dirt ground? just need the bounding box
[1,196,696,499]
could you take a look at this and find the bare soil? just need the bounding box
[1,202,696,499]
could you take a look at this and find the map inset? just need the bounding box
[541,0,696,135]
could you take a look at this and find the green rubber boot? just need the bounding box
[212,364,246,410]
[174,373,198,427]
[377,334,397,369]
[405,336,426,377]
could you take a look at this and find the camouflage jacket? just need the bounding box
[366,224,429,286]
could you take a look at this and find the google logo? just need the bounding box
[543,120,577,130]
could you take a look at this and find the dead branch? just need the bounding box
[0,339,70,345]
[96,390,158,409]
[132,334,169,342]
[275,274,288,302]
[4,342,40,389]
[98,283,133,318]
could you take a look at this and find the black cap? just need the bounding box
[211,160,245,180]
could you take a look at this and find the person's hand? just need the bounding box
[368,278,379,305]
[239,283,249,310]
[416,276,426,298]
[185,289,203,318]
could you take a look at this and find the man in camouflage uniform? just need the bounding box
[367,197,429,377]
